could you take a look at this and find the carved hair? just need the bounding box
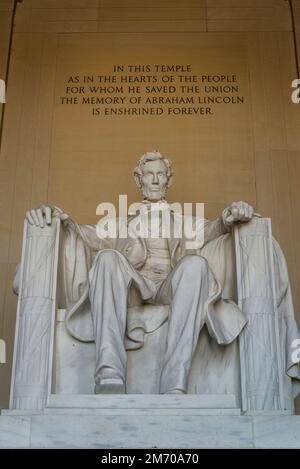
[133,150,173,188]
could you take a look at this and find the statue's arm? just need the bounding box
[62,217,100,251]
[203,201,255,245]
[202,215,230,245]
[26,204,119,257]
[24,204,102,251]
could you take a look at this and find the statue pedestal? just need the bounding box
[0,409,300,448]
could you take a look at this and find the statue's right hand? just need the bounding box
[26,204,69,228]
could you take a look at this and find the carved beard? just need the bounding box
[141,184,168,201]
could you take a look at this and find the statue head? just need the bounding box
[133,150,173,201]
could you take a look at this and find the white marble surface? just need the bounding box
[0,416,30,448]
[235,218,290,412]
[253,416,300,448]
[47,393,238,409]
[1,413,300,448]
[10,220,60,410]
[55,312,241,398]
[29,415,253,448]
[42,408,241,416]
[55,316,95,394]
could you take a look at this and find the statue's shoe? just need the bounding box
[94,377,125,394]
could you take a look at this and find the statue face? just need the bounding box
[140,159,169,201]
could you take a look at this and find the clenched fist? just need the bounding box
[223,201,255,227]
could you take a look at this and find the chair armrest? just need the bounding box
[233,216,289,412]
[10,219,61,410]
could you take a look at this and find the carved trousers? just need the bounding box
[89,249,209,393]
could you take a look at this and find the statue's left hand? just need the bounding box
[223,201,254,226]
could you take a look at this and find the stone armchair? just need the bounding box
[9,217,300,414]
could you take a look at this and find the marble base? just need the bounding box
[47,393,240,410]
[0,411,300,448]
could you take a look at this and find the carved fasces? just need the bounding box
[235,217,287,412]
[10,219,60,410]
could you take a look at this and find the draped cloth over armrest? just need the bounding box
[201,230,300,400]
[273,239,300,397]
[54,217,299,401]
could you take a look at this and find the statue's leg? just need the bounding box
[89,249,153,394]
[156,255,209,394]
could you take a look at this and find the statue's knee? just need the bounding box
[90,250,122,286]
[95,250,120,269]
[179,255,208,275]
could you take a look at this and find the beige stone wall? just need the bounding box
[0,0,14,130]
[293,1,300,59]
[0,0,300,411]
[0,0,14,409]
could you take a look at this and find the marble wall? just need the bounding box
[0,0,300,412]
